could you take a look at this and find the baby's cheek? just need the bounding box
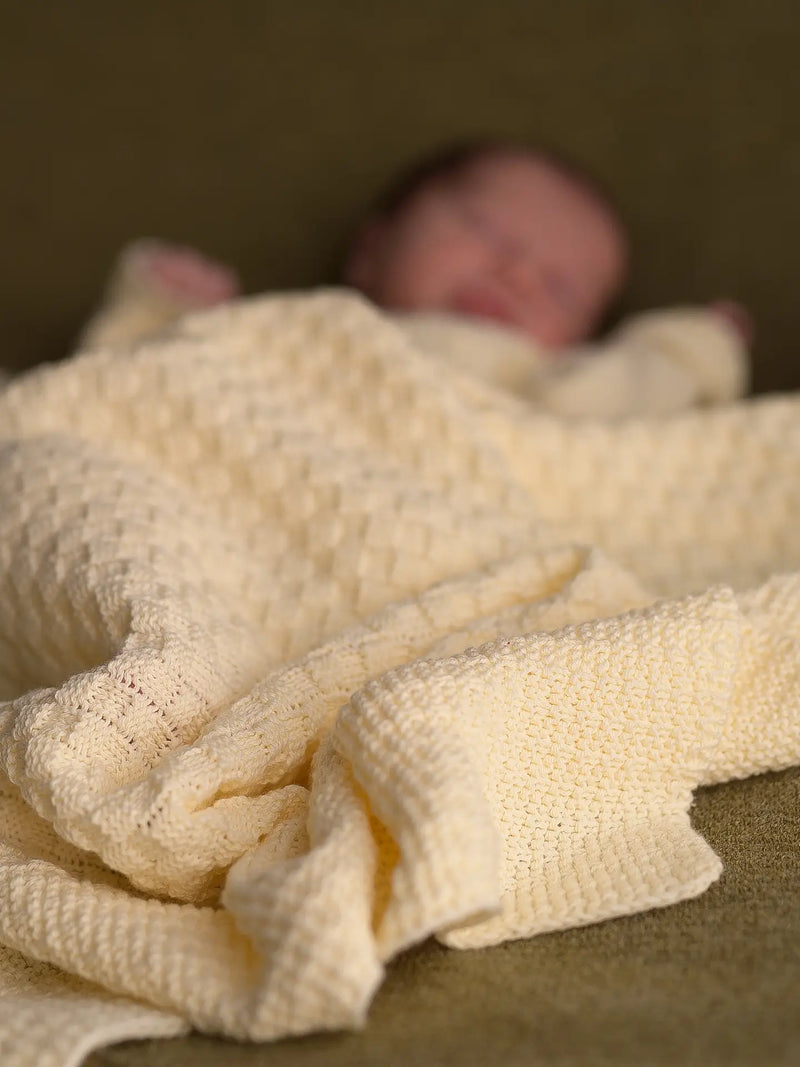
[390,243,479,306]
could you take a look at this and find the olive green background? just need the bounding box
[1,2,798,1064]
[2,1,800,390]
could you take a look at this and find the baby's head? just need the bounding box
[343,141,629,349]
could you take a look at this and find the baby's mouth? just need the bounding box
[449,286,517,326]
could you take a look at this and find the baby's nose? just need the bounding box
[494,250,537,293]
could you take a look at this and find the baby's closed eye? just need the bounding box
[457,204,516,254]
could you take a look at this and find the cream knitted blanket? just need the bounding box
[0,291,798,1067]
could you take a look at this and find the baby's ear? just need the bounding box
[343,216,387,293]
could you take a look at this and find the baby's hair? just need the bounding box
[370,137,626,237]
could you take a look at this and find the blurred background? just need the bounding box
[2,0,799,390]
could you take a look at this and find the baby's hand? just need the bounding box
[708,300,754,347]
[120,240,240,308]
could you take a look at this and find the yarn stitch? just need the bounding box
[0,291,797,1066]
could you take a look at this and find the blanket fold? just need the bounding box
[0,291,798,1066]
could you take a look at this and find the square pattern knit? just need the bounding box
[0,292,798,1066]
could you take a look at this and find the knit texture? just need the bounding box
[396,305,748,416]
[0,291,797,1065]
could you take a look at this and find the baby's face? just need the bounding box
[347,153,627,348]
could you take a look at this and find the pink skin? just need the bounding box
[127,187,753,350]
[131,243,240,307]
[708,299,755,346]
[344,152,629,350]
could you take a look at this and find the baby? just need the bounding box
[344,141,629,348]
[80,141,752,416]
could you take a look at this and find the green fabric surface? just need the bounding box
[2,3,799,1063]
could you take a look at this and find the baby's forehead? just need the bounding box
[454,152,624,254]
[452,152,610,221]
